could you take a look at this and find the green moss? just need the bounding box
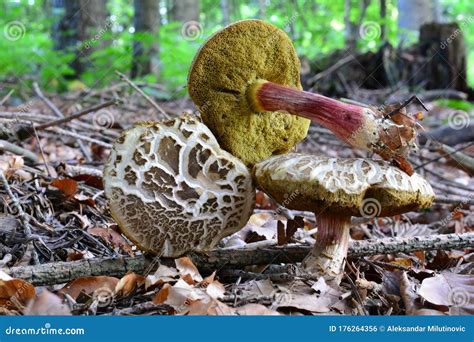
[188,20,310,166]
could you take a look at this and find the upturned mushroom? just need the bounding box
[188,20,419,174]
[254,153,435,283]
[103,114,255,257]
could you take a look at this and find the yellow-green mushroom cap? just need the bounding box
[254,153,435,217]
[188,19,310,166]
[104,114,255,257]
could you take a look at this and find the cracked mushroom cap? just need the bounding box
[104,115,255,257]
[254,153,434,217]
[188,19,310,166]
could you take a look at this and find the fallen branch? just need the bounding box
[5,233,473,285]
[0,139,38,162]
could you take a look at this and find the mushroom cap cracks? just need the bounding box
[188,19,310,166]
[104,115,255,257]
[254,154,435,217]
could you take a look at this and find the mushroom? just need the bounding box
[103,114,255,257]
[188,20,418,174]
[254,153,435,283]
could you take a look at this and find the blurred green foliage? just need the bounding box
[1,0,473,96]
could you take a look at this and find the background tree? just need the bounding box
[170,0,200,22]
[131,0,160,78]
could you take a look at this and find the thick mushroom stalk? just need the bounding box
[301,215,351,283]
[248,80,375,149]
[248,80,418,175]
[253,154,435,284]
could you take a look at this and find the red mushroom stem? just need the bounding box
[301,214,351,283]
[248,80,370,146]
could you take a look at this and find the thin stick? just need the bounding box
[32,82,92,161]
[0,140,38,162]
[114,70,170,119]
[32,82,63,118]
[0,172,39,264]
[415,141,474,170]
[35,100,116,130]
[0,90,14,106]
[31,123,51,177]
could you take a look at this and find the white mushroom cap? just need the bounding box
[254,153,434,216]
[104,115,255,257]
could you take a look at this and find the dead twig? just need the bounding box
[35,100,116,131]
[114,71,169,119]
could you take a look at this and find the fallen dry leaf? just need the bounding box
[175,257,203,282]
[88,227,133,255]
[0,278,35,310]
[234,303,280,315]
[58,276,118,302]
[50,178,78,197]
[153,284,172,305]
[115,273,145,297]
[145,265,179,289]
[24,289,71,315]
[71,174,103,190]
[418,272,474,315]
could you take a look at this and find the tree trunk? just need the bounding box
[419,22,468,92]
[221,0,230,25]
[52,0,108,76]
[258,0,266,19]
[131,0,160,79]
[170,0,200,22]
[52,0,81,75]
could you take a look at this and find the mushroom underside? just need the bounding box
[188,19,310,166]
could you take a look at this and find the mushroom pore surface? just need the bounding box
[104,115,255,257]
[188,19,310,166]
[254,153,434,216]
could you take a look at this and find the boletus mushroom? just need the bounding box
[104,114,255,257]
[189,20,419,174]
[254,153,435,283]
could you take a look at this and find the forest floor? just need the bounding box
[0,78,472,316]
